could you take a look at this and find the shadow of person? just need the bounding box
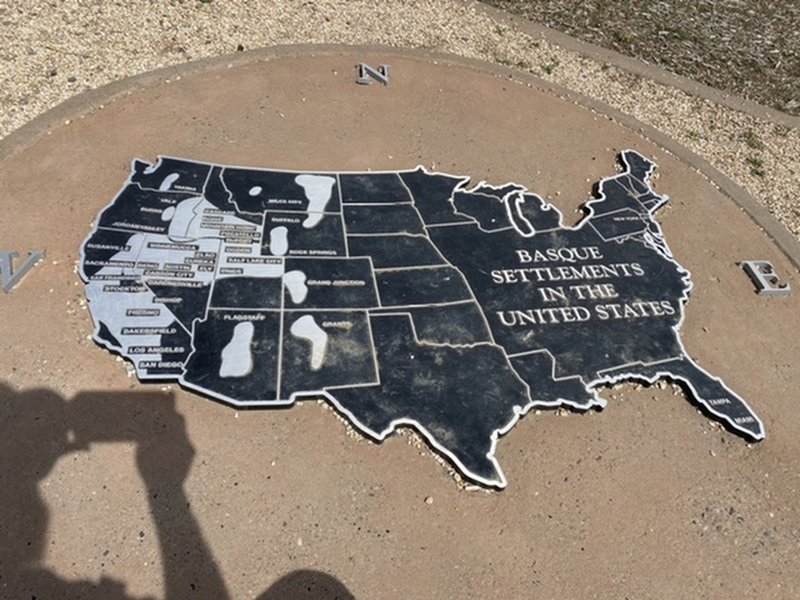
[0,382,229,599]
[257,569,355,600]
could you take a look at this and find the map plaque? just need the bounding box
[80,150,764,488]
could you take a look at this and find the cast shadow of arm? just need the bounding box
[1,383,355,599]
[0,383,229,599]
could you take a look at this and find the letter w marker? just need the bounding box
[1,250,45,293]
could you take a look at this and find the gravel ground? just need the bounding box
[485,0,800,116]
[1,0,798,240]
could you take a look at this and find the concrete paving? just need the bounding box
[1,33,799,600]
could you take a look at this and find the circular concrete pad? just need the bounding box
[1,47,799,597]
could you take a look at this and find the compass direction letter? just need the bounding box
[0,250,45,293]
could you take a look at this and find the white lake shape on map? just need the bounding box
[167,196,208,241]
[219,322,255,378]
[269,226,289,256]
[290,314,328,371]
[159,173,180,191]
[283,270,308,304]
[295,174,335,229]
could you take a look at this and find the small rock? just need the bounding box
[425,496,433,505]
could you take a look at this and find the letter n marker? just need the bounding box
[356,63,390,86]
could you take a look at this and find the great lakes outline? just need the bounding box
[79,151,764,488]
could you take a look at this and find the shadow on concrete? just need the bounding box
[0,383,354,599]
[257,569,355,599]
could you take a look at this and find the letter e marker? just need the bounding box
[741,260,791,297]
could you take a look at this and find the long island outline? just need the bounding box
[79,151,764,488]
